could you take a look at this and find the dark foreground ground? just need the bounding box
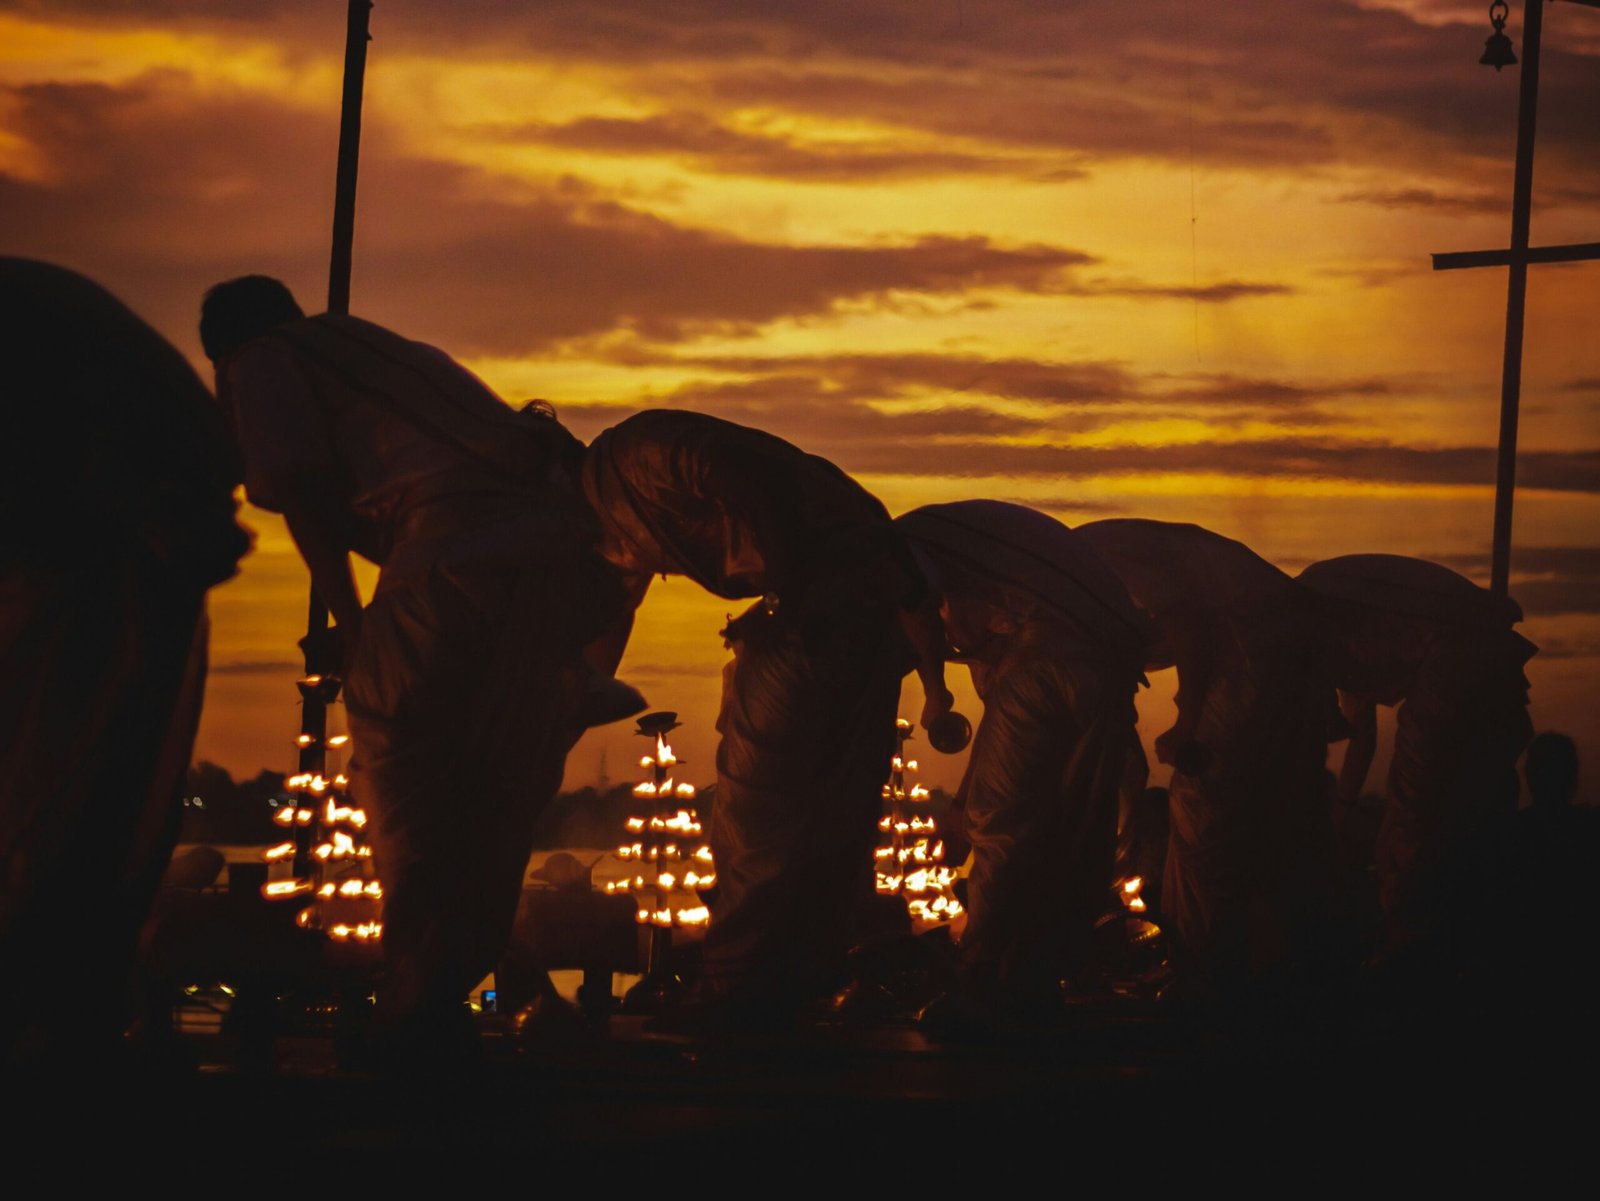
[10,978,1593,1185]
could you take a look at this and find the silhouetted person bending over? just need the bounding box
[1,259,248,1065]
[582,409,926,1027]
[1298,554,1535,965]
[201,276,635,1064]
[1075,519,1332,994]
[896,500,1147,1031]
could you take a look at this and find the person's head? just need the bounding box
[1525,732,1579,809]
[199,275,303,364]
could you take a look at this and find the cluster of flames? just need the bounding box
[260,680,383,943]
[1117,875,1146,914]
[875,718,964,926]
[603,733,714,928]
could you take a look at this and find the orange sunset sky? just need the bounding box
[2,1,1596,801]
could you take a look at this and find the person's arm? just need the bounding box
[940,757,974,869]
[1155,608,1218,765]
[226,342,358,640]
[897,600,954,730]
[582,573,650,675]
[1337,690,1378,805]
[277,473,363,661]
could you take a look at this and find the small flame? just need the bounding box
[1118,876,1147,913]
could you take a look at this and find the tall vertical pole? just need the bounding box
[296,0,372,875]
[327,0,373,318]
[1490,0,1543,597]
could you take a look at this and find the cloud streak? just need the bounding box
[0,74,1107,354]
[10,1,1595,191]
[1434,545,1600,615]
[488,112,1055,182]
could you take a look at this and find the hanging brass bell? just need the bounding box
[1480,1,1517,71]
[1480,28,1517,70]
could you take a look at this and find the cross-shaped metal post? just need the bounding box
[1432,0,1599,596]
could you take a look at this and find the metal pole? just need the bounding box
[327,0,372,317]
[296,0,372,874]
[1489,0,1543,597]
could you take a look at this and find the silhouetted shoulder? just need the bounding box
[1074,517,1291,614]
[1297,554,1523,628]
[1,257,244,577]
[896,500,1148,652]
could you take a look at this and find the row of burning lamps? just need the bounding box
[257,703,973,945]
[610,714,974,936]
[254,698,1154,949]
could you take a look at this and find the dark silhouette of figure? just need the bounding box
[581,409,925,1024]
[1075,519,1332,992]
[896,501,1147,1026]
[1486,733,1599,1060]
[1505,736,1593,953]
[1,258,248,1063]
[201,276,634,1061]
[1297,554,1535,963]
[1524,732,1578,810]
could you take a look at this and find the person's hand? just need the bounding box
[298,615,362,677]
[920,685,955,731]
